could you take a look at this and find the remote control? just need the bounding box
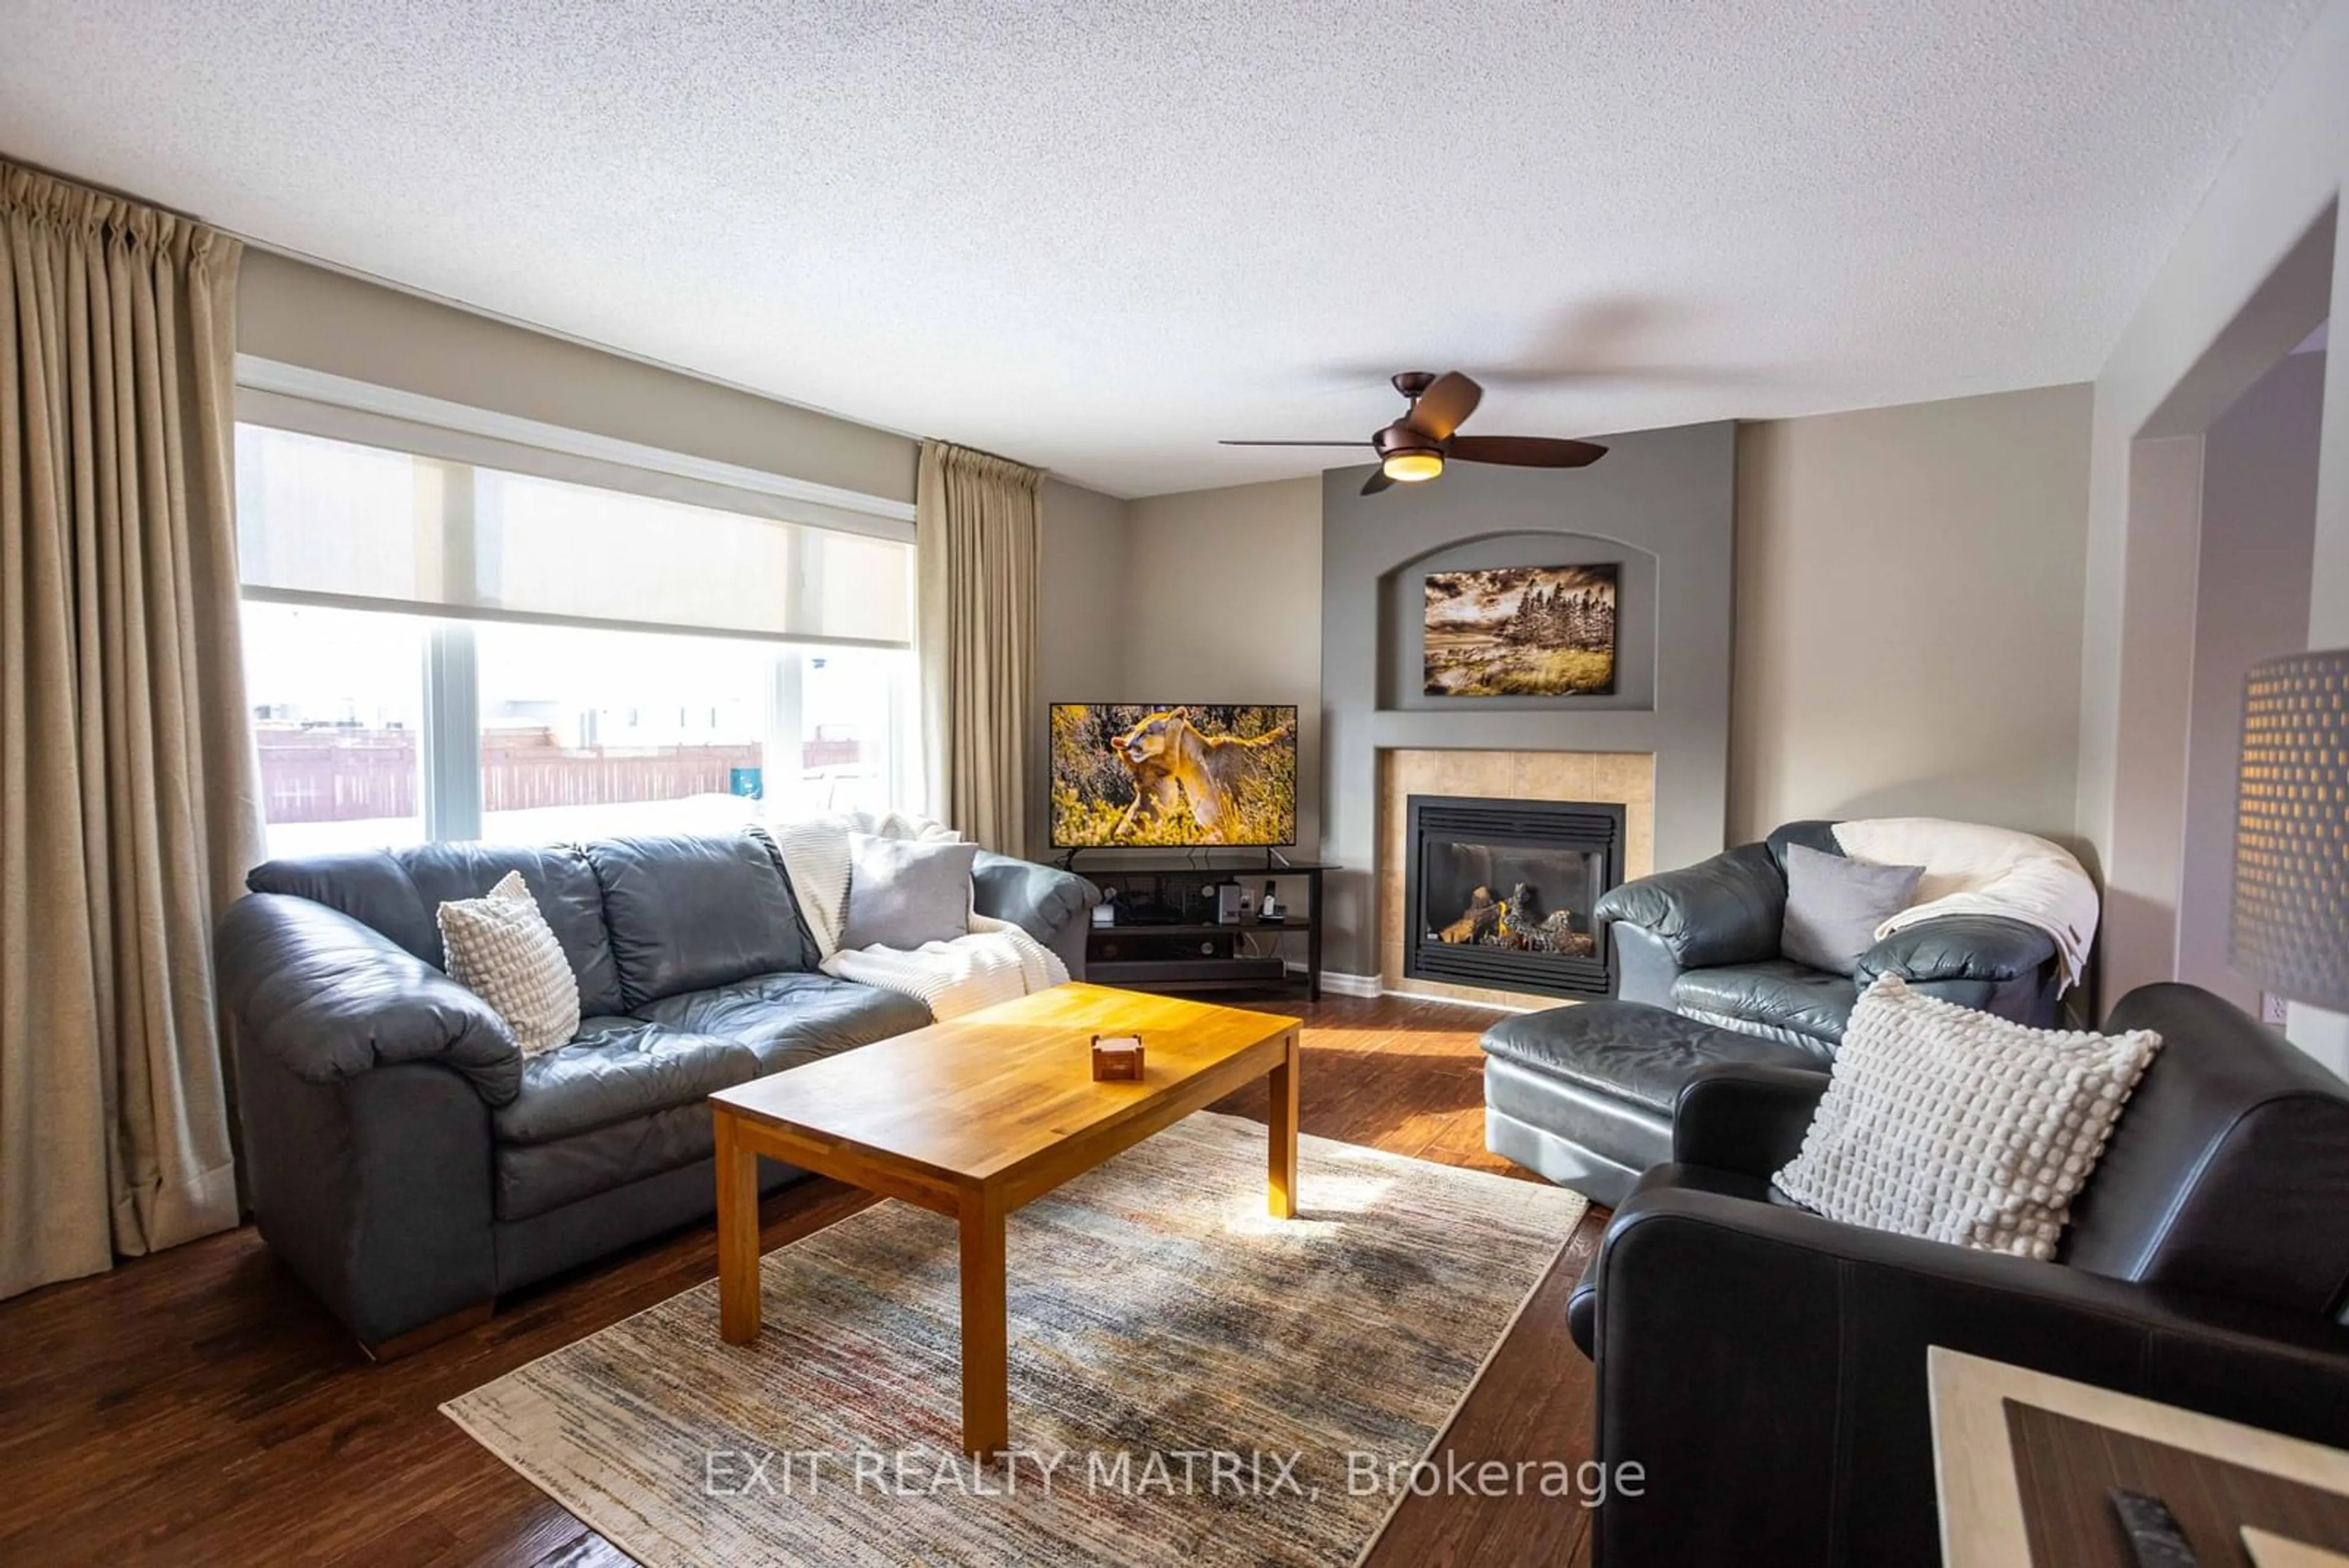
[2109,1489,2199,1568]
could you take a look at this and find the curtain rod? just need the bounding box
[2,150,211,223]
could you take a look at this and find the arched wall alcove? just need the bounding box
[1373,530,1661,713]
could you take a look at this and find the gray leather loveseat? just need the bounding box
[215,827,1097,1353]
[1481,820,2080,1205]
[1594,819,2065,1050]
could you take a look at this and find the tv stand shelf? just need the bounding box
[1077,863,1330,1001]
[1102,921,1308,937]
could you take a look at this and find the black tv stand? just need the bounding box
[1075,861,1333,1001]
[1058,846,1298,873]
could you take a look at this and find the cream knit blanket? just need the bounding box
[822,915,1068,1022]
[769,810,1068,1020]
[1832,817,2099,992]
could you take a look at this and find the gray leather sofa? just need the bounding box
[1594,819,2065,1050]
[215,827,1097,1353]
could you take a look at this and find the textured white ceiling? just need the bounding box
[0,1,2323,497]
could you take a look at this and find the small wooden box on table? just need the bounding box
[708,983,1302,1456]
[1090,1033,1145,1080]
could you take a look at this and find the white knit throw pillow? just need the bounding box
[1774,976,2161,1260]
[437,871,581,1057]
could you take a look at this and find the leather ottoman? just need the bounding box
[1480,1000,1831,1205]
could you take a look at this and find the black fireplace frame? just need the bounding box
[1403,793,1626,998]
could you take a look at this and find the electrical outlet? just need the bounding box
[2262,992,2290,1027]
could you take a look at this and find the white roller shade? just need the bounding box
[234,423,913,648]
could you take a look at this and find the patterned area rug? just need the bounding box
[443,1112,1587,1567]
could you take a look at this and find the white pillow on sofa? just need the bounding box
[437,871,580,1056]
[1774,976,2160,1260]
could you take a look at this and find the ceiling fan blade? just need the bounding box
[1218,439,1375,447]
[1447,434,1609,468]
[1361,468,1395,496]
[1403,371,1483,440]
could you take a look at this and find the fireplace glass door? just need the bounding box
[1405,796,1624,998]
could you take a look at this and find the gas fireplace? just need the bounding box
[1404,794,1624,998]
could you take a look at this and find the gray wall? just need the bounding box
[1118,478,1324,853]
[239,249,919,503]
[1319,420,1737,976]
[1730,384,2092,844]
[2178,350,2326,1012]
[1032,478,1132,850]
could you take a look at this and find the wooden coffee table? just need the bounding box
[708,982,1302,1455]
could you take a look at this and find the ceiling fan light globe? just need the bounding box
[1382,450,1444,483]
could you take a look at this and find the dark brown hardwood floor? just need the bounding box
[0,992,1606,1567]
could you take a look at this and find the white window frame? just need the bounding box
[246,593,918,848]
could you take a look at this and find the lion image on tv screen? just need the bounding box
[1050,705,1296,847]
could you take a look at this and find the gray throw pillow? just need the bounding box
[839,833,979,951]
[1780,842,1923,975]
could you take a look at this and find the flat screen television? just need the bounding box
[1048,703,1298,848]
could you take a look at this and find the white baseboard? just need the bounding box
[1313,968,1383,999]
[1299,964,1556,1014]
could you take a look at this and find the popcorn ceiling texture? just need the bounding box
[1775,976,2161,1261]
[0,1,2323,495]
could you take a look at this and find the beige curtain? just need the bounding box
[1,163,264,1301]
[916,439,1040,857]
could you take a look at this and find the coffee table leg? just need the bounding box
[959,1191,1009,1457]
[716,1111,762,1344]
[1269,1027,1300,1219]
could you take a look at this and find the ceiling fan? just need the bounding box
[1221,371,1608,495]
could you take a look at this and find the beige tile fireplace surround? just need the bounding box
[1378,749,1657,1009]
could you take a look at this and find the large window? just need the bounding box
[236,420,916,857]
[245,601,429,855]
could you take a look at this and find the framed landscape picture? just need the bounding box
[1422,564,1619,697]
